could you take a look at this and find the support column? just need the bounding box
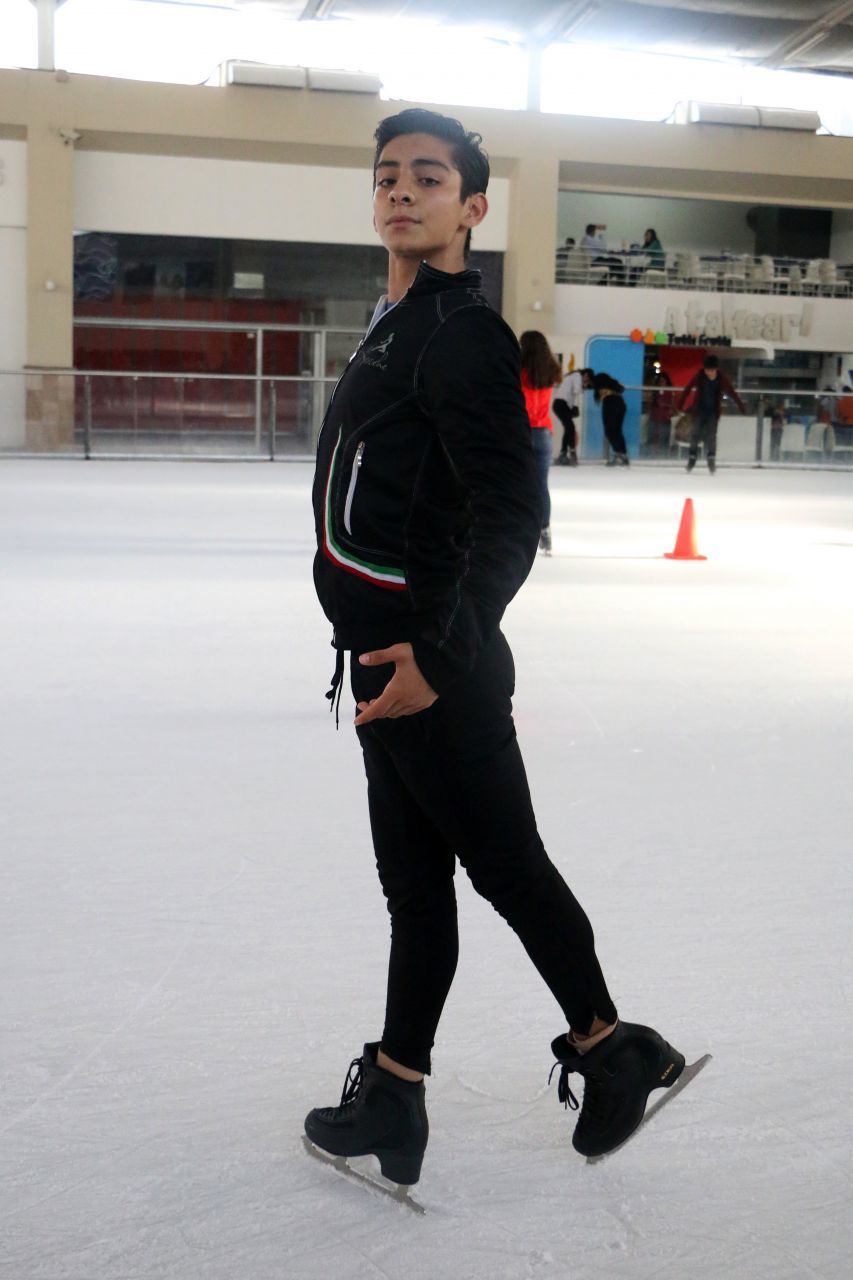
[36,0,57,72]
[527,45,543,113]
[502,148,560,342]
[25,117,75,449]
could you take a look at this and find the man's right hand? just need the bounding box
[353,643,438,726]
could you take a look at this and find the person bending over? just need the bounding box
[593,372,630,466]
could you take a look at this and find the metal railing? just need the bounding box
[572,385,853,466]
[68,316,364,456]
[0,367,343,460]
[2,368,852,468]
[555,249,853,296]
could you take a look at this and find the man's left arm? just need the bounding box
[723,374,747,414]
[409,306,541,697]
[353,308,539,725]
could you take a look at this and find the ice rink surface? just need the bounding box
[1,459,852,1280]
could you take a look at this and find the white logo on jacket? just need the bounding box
[363,332,395,370]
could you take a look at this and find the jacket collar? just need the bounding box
[405,261,482,299]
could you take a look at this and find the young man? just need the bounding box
[676,354,746,473]
[305,108,686,1188]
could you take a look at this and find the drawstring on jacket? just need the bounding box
[325,645,345,729]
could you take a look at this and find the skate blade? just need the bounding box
[301,1136,426,1215]
[586,1054,713,1166]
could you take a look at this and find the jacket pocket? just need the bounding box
[323,430,407,591]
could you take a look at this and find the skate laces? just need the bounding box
[549,1062,579,1112]
[577,1070,616,1126]
[339,1055,364,1107]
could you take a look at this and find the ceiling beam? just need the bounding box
[299,0,337,19]
[536,0,599,49]
[759,0,853,68]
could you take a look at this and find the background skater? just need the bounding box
[592,371,630,466]
[676,354,746,473]
[305,107,691,1195]
[519,329,561,553]
[554,365,591,466]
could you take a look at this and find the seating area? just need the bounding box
[555,246,853,296]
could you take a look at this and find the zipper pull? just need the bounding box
[343,441,365,536]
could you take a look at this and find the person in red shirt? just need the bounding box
[520,330,561,553]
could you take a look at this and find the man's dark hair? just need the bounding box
[585,224,596,236]
[704,354,719,370]
[373,108,489,256]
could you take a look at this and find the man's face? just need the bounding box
[373,132,486,263]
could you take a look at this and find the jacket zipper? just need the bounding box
[343,441,365,535]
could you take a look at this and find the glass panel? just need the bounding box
[325,332,363,380]
[82,375,264,458]
[74,324,258,376]
[75,235,504,321]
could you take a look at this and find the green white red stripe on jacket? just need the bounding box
[322,431,407,591]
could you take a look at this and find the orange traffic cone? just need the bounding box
[664,498,707,561]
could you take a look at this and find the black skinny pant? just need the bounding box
[688,412,719,462]
[352,631,617,1075]
[552,400,577,455]
[602,396,628,456]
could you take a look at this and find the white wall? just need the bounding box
[557,190,755,255]
[552,284,853,356]
[0,140,27,445]
[74,152,510,250]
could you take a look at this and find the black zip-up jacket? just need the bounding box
[311,262,541,697]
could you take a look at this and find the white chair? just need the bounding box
[805,419,834,458]
[565,246,609,285]
[779,422,805,458]
[673,253,691,290]
[819,259,850,298]
[802,260,822,296]
[749,258,773,293]
[562,247,587,283]
[687,253,718,290]
[722,256,748,292]
[640,266,667,287]
[761,255,788,294]
[786,264,803,294]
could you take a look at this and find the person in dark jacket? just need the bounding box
[676,354,747,473]
[304,107,686,1190]
[593,372,630,465]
